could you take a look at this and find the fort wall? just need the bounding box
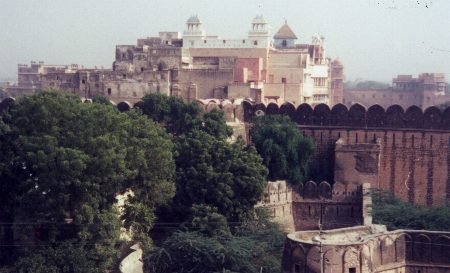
[256,180,369,233]
[282,225,450,273]
[240,101,450,207]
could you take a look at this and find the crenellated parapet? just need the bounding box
[257,181,370,233]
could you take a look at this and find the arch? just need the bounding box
[295,103,313,125]
[366,104,386,127]
[312,104,331,126]
[254,103,266,117]
[242,100,254,122]
[133,101,144,109]
[348,103,366,127]
[404,105,423,128]
[306,245,321,273]
[343,248,360,273]
[360,244,372,273]
[423,106,442,129]
[0,97,15,114]
[432,235,450,263]
[441,107,450,130]
[380,236,396,264]
[332,181,346,196]
[303,181,318,199]
[117,101,131,112]
[395,233,413,262]
[279,102,296,119]
[330,103,348,126]
[266,102,280,115]
[318,181,332,199]
[292,183,304,201]
[205,102,219,112]
[323,248,344,273]
[413,233,431,262]
[385,104,405,128]
[221,103,235,122]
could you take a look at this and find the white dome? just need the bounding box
[187,15,201,24]
[252,15,267,24]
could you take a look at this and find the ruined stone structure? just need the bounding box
[282,225,450,273]
[344,73,448,109]
[6,16,343,107]
[256,181,371,233]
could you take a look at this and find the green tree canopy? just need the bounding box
[139,93,202,136]
[172,130,267,222]
[372,190,450,231]
[139,93,232,139]
[0,91,175,270]
[251,115,315,184]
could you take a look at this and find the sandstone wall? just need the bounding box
[241,102,450,207]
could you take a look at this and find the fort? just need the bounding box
[2,16,343,107]
[282,225,450,273]
[2,97,449,208]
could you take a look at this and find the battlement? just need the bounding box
[257,180,370,232]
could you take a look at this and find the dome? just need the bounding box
[187,15,201,24]
[274,22,297,39]
[252,15,267,24]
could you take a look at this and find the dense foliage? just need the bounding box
[0,91,175,271]
[0,92,285,273]
[251,115,314,184]
[173,130,268,222]
[147,208,285,273]
[371,190,450,231]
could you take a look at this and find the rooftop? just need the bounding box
[274,22,298,39]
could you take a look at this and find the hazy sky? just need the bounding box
[1,0,449,82]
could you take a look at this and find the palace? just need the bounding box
[4,16,344,107]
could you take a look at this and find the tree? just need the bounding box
[139,93,232,139]
[172,130,267,222]
[139,93,202,136]
[0,91,175,270]
[371,190,450,231]
[251,115,315,184]
[148,208,285,273]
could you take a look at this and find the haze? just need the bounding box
[1,0,449,82]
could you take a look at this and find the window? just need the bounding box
[122,53,126,58]
[223,40,226,44]
[294,263,302,273]
[132,91,137,97]
[122,74,126,79]
[253,40,258,45]
[282,77,287,84]
[107,88,112,95]
[81,79,86,84]
[242,40,245,43]
[141,67,144,72]
[204,40,207,44]
[349,268,356,273]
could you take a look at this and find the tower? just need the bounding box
[248,15,270,48]
[273,20,298,48]
[183,15,205,48]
